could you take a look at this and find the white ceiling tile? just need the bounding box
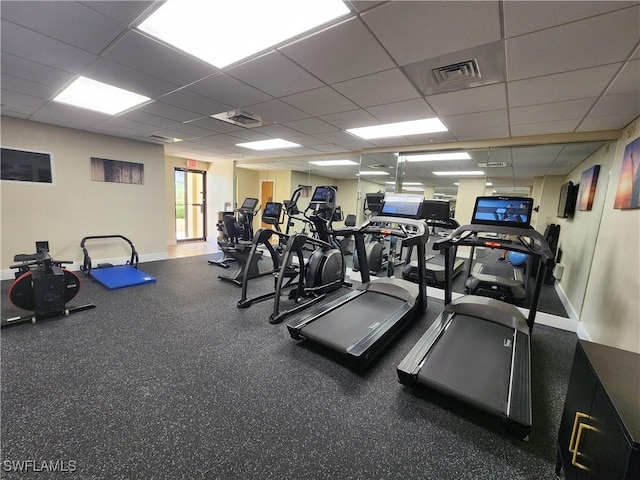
[187,74,272,108]
[1,110,31,120]
[508,64,621,107]
[280,17,395,84]
[368,137,415,148]
[443,109,509,130]
[80,1,155,26]
[1,1,127,54]
[577,113,639,132]
[283,118,340,135]
[631,44,640,60]
[227,51,324,98]
[84,58,178,99]
[164,121,225,139]
[282,87,358,116]
[511,119,581,136]
[29,102,108,129]
[185,117,244,134]
[1,53,73,87]
[588,91,640,117]
[157,89,232,117]
[119,110,182,129]
[365,99,436,123]
[245,99,310,123]
[0,89,47,114]
[309,144,349,153]
[1,19,97,72]
[362,1,502,66]
[137,101,203,124]
[94,117,157,135]
[319,109,379,130]
[332,69,420,108]
[606,60,640,95]
[226,130,271,142]
[503,1,637,38]
[1,74,59,100]
[426,83,507,117]
[506,6,640,81]
[407,132,459,145]
[252,124,304,139]
[103,31,218,86]
[510,98,596,125]
[452,125,511,142]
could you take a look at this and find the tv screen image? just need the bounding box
[421,199,450,221]
[379,194,422,218]
[471,196,533,227]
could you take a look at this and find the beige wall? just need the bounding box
[578,118,639,353]
[532,175,565,233]
[555,143,616,318]
[1,117,166,278]
[454,177,487,225]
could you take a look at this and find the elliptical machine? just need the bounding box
[3,241,96,327]
[270,186,350,324]
[209,197,260,270]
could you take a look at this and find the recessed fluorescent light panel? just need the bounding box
[309,159,358,166]
[347,118,447,140]
[358,171,390,176]
[138,0,350,69]
[236,139,301,150]
[53,76,150,115]
[433,170,485,176]
[405,152,471,162]
[386,182,423,186]
[403,187,425,192]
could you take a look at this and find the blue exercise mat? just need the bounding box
[90,265,156,290]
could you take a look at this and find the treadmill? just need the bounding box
[397,196,554,439]
[287,194,430,370]
[465,261,526,305]
[402,199,465,287]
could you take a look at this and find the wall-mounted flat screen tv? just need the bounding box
[1,147,54,184]
[557,181,578,218]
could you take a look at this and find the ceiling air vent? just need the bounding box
[477,161,511,168]
[432,59,481,84]
[147,134,182,143]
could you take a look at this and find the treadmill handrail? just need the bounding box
[334,215,428,246]
[434,224,554,266]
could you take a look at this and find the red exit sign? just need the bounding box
[186,159,197,168]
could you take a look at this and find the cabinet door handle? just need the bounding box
[571,422,598,470]
[569,411,590,453]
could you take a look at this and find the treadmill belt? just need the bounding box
[417,314,513,414]
[478,264,516,279]
[301,293,406,351]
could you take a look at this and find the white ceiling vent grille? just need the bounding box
[432,59,481,84]
[211,109,272,128]
[146,134,182,143]
[477,161,511,168]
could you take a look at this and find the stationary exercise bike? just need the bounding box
[209,197,260,270]
[270,186,350,324]
[3,241,96,327]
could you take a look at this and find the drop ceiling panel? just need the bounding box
[319,109,379,130]
[452,125,511,142]
[588,91,640,117]
[1,19,97,72]
[80,1,155,26]
[426,83,507,117]
[361,1,502,66]
[577,113,638,132]
[311,144,349,153]
[506,7,640,81]
[282,87,358,116]
[365,98,436,123]
[29,102,108,130]
[503,1,636,38]
[332,69,420,108]
[94,117,157,136]
[511,119,582,137]
[508,64,621,107]
[1,1,127,55]
[245,99,310,123]
[162,121,226,139]
[0,89,48,115]
[279,17,395,84]
[1,53,73,88]
[406,132,460,145]
[187,74,273,108]
[186,116,244,134]
[119,109,183,129]
[156,89,232,117]
[253,124,308,140]
[1,74,59,100]
[103,31,218,86]
[84,57,178,98]
[606,60,640,95]
[442,109,508,131]
[283,117,340,135]
[368,137,415,148]
[226,51,324,98]
[510,98,596,125]
[138,101,203,124]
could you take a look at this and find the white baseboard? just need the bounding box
[1,252,169,281]
[554,281,579,322]
[576,322,592,341]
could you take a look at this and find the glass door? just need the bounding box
[175,168,206,241]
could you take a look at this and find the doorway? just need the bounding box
[175,168,206,241]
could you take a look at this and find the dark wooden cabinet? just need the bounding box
[556,340,640,479]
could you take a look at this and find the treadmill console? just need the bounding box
[239,197,259,212]
[262,202,283,225]
[379,194,423,219]
[471,196,533,227]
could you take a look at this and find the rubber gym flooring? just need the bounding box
[1,254,577,479]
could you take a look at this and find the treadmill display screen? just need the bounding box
[310,186,337,204]
[421,199,450,221]
[263,202,282,219]
[379,194,423,218]
[471,196,533,226]
[240,197,259,210]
